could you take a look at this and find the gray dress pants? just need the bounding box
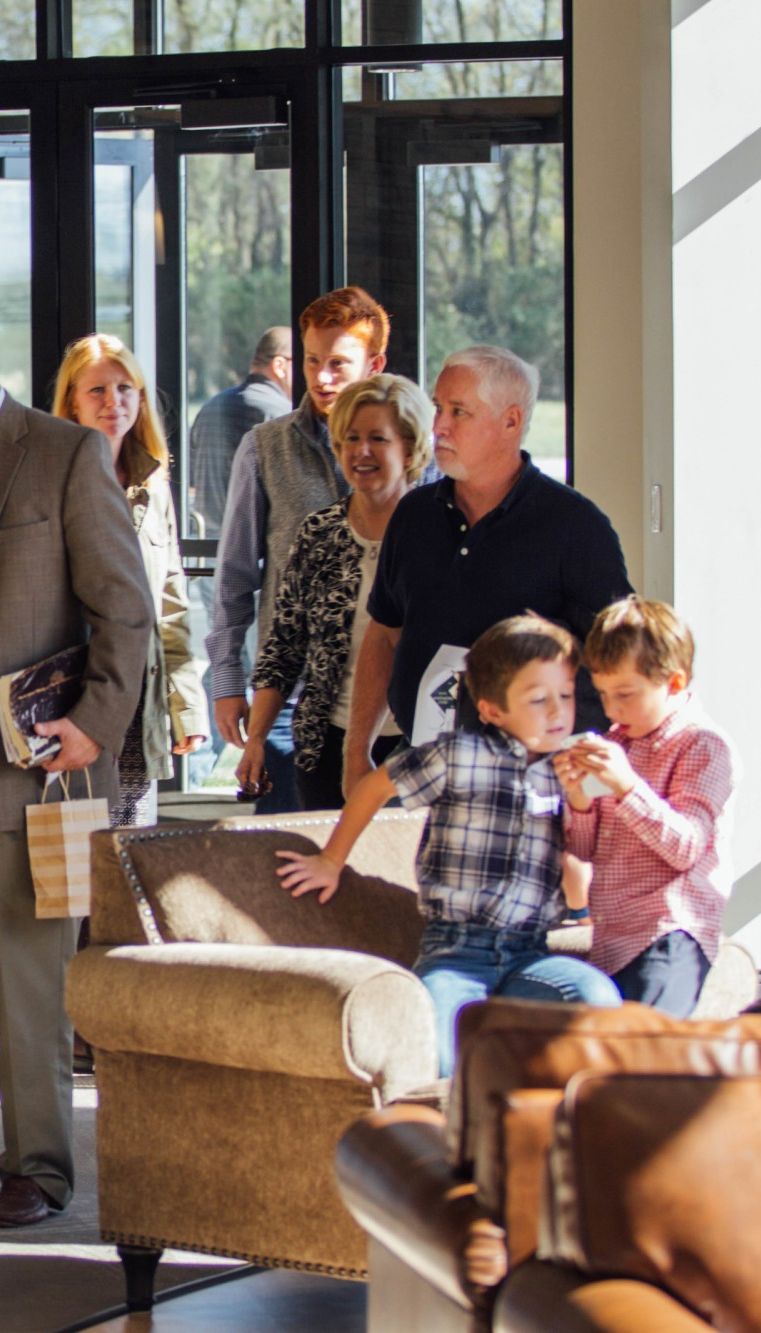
[0,830,79,1208]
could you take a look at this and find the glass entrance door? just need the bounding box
[90,95,292,793]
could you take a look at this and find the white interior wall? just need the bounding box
[573,0,761,953]
[671,0,761,947]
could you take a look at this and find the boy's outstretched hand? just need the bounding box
[276,850,342,903]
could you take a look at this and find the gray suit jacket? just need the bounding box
[0,392,154,831]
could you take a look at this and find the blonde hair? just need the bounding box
[329,374,433,483]
[584,596,695,684]
[52,333,169,470]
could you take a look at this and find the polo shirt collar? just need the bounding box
[434,449,538,514]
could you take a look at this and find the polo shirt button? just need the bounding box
[460,547,469,555]
[460,524,467,532]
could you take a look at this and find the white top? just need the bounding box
[331,525,400,738]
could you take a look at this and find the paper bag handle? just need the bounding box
[42,767,93,804]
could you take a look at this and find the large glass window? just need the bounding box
[422,147,565,476]
[185,149,291,467]
[7,0,569,793]
[0,113,32,403]
[91,98,292,792]
[94,116,160,389]
[343,61,566,476]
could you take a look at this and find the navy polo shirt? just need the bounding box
[368,452,632,741]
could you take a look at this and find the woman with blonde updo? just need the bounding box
[237,373,433,809]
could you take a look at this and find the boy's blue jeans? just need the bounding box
[413,919,623,1077]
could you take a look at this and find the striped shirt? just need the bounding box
[386,728,565,931]
[564,694,738,975]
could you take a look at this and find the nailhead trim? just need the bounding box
[102,1228,367,1279]
[112,810,422,945]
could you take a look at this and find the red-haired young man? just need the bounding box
[206,286,388,809]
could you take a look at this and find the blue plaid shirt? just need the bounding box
[386,728,565,931]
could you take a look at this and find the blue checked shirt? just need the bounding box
[386,728,565,931]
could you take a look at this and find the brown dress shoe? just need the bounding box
[0,1175,51,1226]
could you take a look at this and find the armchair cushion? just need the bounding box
[538,1071,761,1331]
[89,815,426,967]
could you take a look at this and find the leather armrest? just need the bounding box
[336,1104,501,1312]
[482,1088,563,1266]
[495,1260,709,1332]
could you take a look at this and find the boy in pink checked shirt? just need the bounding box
[553,596,739,1017]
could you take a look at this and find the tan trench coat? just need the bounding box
[123,440,208,780]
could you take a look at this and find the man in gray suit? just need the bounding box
[0,387,153,1226]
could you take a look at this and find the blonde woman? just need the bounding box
[53,334,208,824]
[236,373,433,809]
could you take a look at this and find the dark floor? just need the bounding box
[82,1267,367,1332]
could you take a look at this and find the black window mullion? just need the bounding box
[29,88,62,408]
[57,86,94,360]
[290,0,344,401]
[562,0,574,484]
[37,0,72,61]
[134,0,162,57]
[154,125,185,517]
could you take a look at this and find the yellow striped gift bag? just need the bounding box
[26,770,109,918]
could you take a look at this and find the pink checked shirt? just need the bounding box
[565,694,738,976]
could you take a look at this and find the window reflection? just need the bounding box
[0,115,31,402]
[341,0,562,46]
[95,164,133,344]
[73,0,133,56]
[0,12,34,60]
[163,0,302,53]
[394,60,562,99]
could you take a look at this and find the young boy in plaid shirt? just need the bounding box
[277,613,620,1077]
[554,596,738,1017]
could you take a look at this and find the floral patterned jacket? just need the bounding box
[252,499,366,772]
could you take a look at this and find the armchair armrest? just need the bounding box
[477,1088,564,1267]
[66,942,438,1102]
[336,1104,501,1313]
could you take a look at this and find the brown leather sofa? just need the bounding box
[65,809,441,1309]
[336,997,761,1331]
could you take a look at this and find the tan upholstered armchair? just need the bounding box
[336,997,761,1332]
[65,809,439,1311]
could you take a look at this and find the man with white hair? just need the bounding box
[344,344,632,793]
